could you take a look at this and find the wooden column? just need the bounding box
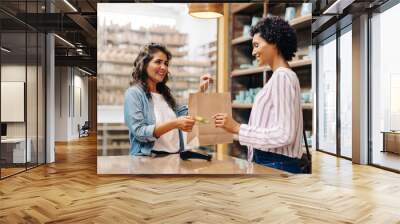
[216,3,230,154]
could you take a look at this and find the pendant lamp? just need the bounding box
[188,3,223,19]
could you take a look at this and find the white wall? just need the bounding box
[71,73,89,138]
[176,11,217,60]
[2,64,46,163]
[55,66,68,141]
[1,65,27,138]
[54,67,89,141]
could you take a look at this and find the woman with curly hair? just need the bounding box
[213,16,304,173]
[124,43,212,156]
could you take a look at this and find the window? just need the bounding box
[0,2,46,179]
[370,2,400,171]
[317,36,337,154]
[339,27,352,158]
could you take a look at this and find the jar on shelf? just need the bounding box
[242,25,251,37]
[301,3,312,16]
[284,7,296,21]
[251,16,261,27]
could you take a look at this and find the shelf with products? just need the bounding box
[289,14,312,29]
[97,72,131,77]
[98,134,130,141]
[97,74,131,86]
[106,28,188,47]
[106,39,187,48]
[98,91,125,105]
[98,85,129,90]
[230,14,312,46]
[231,3,262,14]
[98,46,188,59]
[98,57,210,68]
[97,123,130,156]
[232,103,313,110]
[231,36,253,46]
[231,58,312,77]
[232,103,253,109]
[228,3,314,157]
[98,123,128,132]
[302,103,313,110]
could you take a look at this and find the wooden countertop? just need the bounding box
[97,153,287,175]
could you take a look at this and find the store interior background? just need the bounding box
[1,0,400,179]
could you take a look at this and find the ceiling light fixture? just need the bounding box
[63,0,78,12]
[188,3,223,19]
[1,47,11,53]
[54,34,75,48]
[323,0,355,15]
[78,67,93,76]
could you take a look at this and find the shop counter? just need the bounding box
[97,152,287,175]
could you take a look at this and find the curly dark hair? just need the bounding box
[131,43,177,109]
[250,16,297,61]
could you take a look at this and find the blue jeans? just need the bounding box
[253,150,302,174]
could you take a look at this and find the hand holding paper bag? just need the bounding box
[187,92,233,146]
[213,113,241,134]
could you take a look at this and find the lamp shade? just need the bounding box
[188,3,223,19]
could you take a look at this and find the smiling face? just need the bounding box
[252,33,277,66]
[146,51,169,84]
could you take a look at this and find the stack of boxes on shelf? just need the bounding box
[233,88,262,105]
[229,3,313,159]
[97,21,214,155]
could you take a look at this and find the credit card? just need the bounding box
[194,116,210,124]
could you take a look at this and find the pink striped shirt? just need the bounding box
[238,67,303,161]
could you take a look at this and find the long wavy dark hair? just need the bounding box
[131,43,177,109]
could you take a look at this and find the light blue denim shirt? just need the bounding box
[124,84,188,156]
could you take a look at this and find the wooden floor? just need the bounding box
[1,167,26,178]
[1,136,400,223]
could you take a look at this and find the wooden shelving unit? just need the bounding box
[233,103,314,110]
[97,123,130,156]
[229,3,313,158]
[289,14,312,29]
[232,103,253,109]
[232,36,252,45]
[302,103,313,110]
[231,58,312,77]
[230,14,312,46]
[231,66,265,77]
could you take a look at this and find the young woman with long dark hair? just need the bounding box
[124,43,212,156]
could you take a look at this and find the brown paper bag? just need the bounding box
[187,92,233,146]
